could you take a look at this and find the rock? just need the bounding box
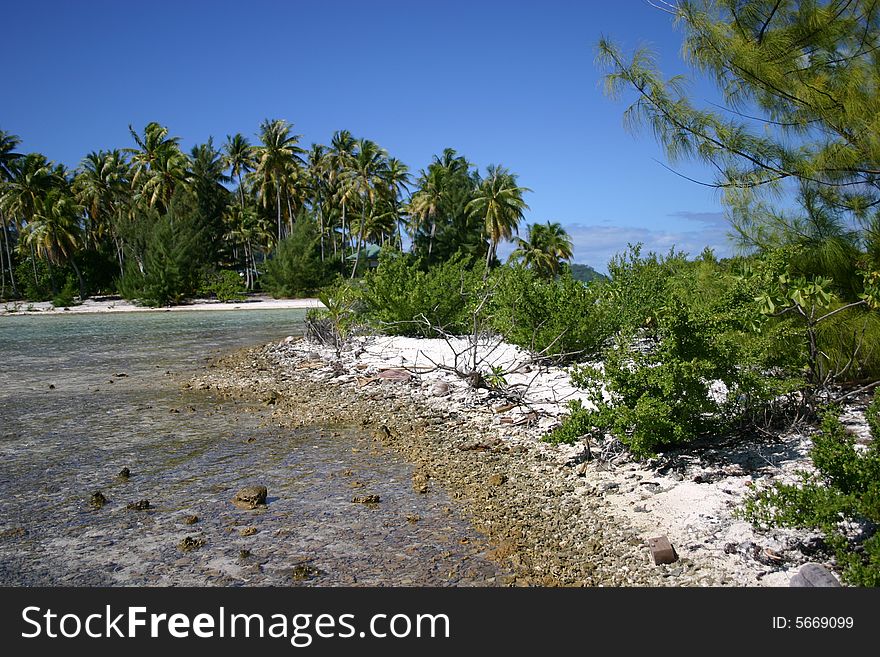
[178,536,205,552]
[114,372,128,378]
[412,471,430,494]
[351,495,381,504]
[291,564,323,581]
[647,535,678,565]
[182,515,199,525]
[117,467,131,480]
[90,491,107,509]
[48,384,55,390]
[239,527,258,537]
[126,499,151,511]
[789,563,841,587]
[488,474,508,487]
[231,486,268,510]
[431,382,451,397]
[376,368,411,382]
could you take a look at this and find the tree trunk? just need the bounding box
[30,243,39,289]
[47,257,57,297]
[484,240,494,280]
[351,234,364,280]
[428,220,436,257]
[275,182,282,244]
[70,257,87,300]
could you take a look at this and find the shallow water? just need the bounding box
[0,310,507,586]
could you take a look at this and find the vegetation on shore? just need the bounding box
[3,0,880,584]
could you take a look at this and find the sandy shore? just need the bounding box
[1,295,323,316]
[193,333,869,586]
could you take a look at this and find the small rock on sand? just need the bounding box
[231,486,268,510]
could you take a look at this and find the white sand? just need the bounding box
[1,295,323,316]
[276,333,842,586]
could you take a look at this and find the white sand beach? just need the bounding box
[0,295,323,316]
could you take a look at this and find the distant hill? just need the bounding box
[568,263,606,283]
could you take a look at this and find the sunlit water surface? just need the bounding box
[0,309,506,586]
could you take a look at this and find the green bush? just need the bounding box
[602,243,689,335]
[740,396,880,586]
[489,266,612,361]
[546,256,805,456]
[51,277,79,308]
[118,212,208,307]
[15,257,72,302]
[199,270,246,302]
[262,219,332,298]
[359,251,482,337]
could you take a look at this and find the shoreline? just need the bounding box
[0,295,323,316]
[193,334,859,586]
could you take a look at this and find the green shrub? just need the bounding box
[199,270,246,302]
[489,266,612,361]
[740,395,880,586]
[547,256,804,456]
[117,192,210,306]
[602,243,689,335]
[51,277,79,308]
[262,219,332,298]
[360,251,482,337]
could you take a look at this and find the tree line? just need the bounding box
[0,121,575,305]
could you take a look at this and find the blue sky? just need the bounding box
[4,0,734,271]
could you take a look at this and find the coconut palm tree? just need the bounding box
[466,164,530,274]
[0,153,60,288]
[253,119,305,244]
[327,130,357,257]
[348,139,389,277]
[73,150,130,272]
[510,221,574,279]
[0,130,22,296]
[126,123,189,213]
[382,156,410,249]
[23,186,85,297]
[223,133,256,209]
[407,166,444,257]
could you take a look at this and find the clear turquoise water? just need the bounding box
[0,310,506,586]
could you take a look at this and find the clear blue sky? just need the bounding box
[4,0,733,271]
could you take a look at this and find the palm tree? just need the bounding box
[73,150,130,273]
[0,130,22,296]
[407,166,444,257]
[306,144,328,260]
[23,186,85,297]
[0,153,60,288]
[348,139,389,278]
[327,130,357,257]
[509,221,574,279]
[466,164,530,273]
[383,156,410,249]
[223,133,256,209]
[253,119,305,244]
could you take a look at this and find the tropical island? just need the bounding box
[1,1,879,589]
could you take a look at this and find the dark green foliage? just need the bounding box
[74,248,119,296]
[359,251,482,337]
[199,270,246,302]
[117,193,210,306]
[51,277,78,307]
[741,396,880,586]
[603,244,689,334]
[489,266,611,360]
[262,217,332,298]
[547,254,805,456]
[15,257,59,301]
